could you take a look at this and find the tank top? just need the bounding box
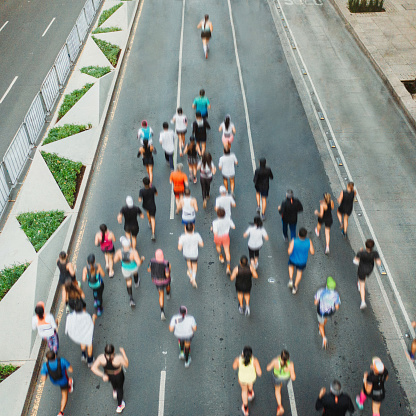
[322,203,332,222]
[236,265,252,289]
[202,21,211,34]
[274,359,291,380]
[104,356,122,375]
[100,232,113,251]
[57,260,71,283]
[87,264,102,289]
[182,197,196,221]
[122,249,137,270]
[187,145,197,158]
[143,144,152,159]
[340,189,354,212]
[289,238,310,265]
[238,357,257,384]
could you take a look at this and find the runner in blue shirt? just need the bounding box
[192,89,211,119]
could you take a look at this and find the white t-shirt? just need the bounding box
[65,311,94,345]
[219,153,238,177]
[159,130,175,154]
[169,314,196,339]
[220,122,235,137]
[212,217,235,237]
[198,161,215,179]
[179,232,203,259]
[215,194,235,218]
[245,226,268,250]
[32,313,57,338]
[171,114,188,132]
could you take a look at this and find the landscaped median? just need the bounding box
[0,1,140,414]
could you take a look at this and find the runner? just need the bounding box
[211,207,235,275]
[64,279,86,313]
[219,114,236,151]
[183,136,199,183]
[178,188,198,231]
[32,301,59,353]
[137,120,153,145]
[219,147,238,197]
[314,276,340,349]
[117,196,144,249]
[287,228,315,295]
[356,357,389,415]
[171,107,187,156]
[178,223,204,288]
[113,236,145,308]
[169,305,197,368]
[65,301,96,367]
[198,152,216,208]
[40,351,74,416]
[192,89,211,118]
[215,185,236,219]
[82,254,105,316]
[91,345,129,414]
[315,193,334,255]
[197,15,213,59]
[243,216,269,270]
[169,163,189,214]
[192,111,210,156]
[253,158,273,220]
[138,177,158,241]
[95,224,115,277]
[266,350,296,416]
[408,321,416,361]
[159,121,175,171]
[337,182,356,238]
[315,380,354,416]
[148,249,171,320]
[278,190,303,242]
[56,251,76,311]
[137,139,156,184]
[232,346,262,416]
[354,238,381,310]
[230,255,258,316]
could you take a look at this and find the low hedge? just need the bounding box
[17,210,65,252]
[43,124,92,145]
[0,364,18,383]
[348,0,384,12]
[98,3,123,27]
[0,263,30,301]
[57,83,94,121]
[92,26,122,34]
[41,152,82,207]
[92,37,121,67]
[80,66,111,78]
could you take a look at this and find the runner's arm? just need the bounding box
[119,347,129,368]
[232,357,240,370]
[289,362,296,381]
[288,239,294,256]
[254,358,262,376]
[309,240,315,255]
[67,263,76,277]
[82,267,87,282]
[337,191,343,205]
[266,359,276,371]
[117,213,123,224]
[97,264,105,277]
[90,355,106,378]
[230,267,238,281]
[94,233,100,246]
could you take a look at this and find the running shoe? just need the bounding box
[219,254,225,263]
[166,293,171,300]
[68,378,74,393]
[65,305,70,314]
[191,279,198,288]
[322,336,328,349]
[325,246,330,255]
[408,351,415,361]
[179,351,185,360]
[241,404,249,416]
[116,401,126,413]
[94,300,98,308]
[261,214,266,221]
[87,357,94,368]
[315,227,320,237]
[81,353,87,363]
[292,286,298,295]
[355,396,364,410]
[360,301,367,310]
[256,206,261,214]
[97,308,103,317]
[113,390,117,400]
[287,280,293,288]
[238,306,244,314]
[277,405,284,416]
[283,235,289,242]
[134,277,140,289]
[357,281,360,292]
[185,357,192,368]
[248,390,255,401]
[57,412,64,416]
[245,306,250,316]
[151,234,156,241]
[161,311,166,321]
[129,299,136,308]
[226,264,231,275]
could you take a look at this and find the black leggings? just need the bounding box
[200,177,212,199]
[92,282,104,310]
[108,371,125,406]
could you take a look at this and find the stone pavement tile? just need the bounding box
[391,35,414,50]
[390,63,416,78]
[401,49,416,64]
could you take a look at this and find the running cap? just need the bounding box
[326,276,336,290]
[120,236,130,247]
[141,120,148,127]
[330,380,342,396]
[126,196,134,208]
[372,357,384,373]
[286,189,294,198]
[179,305,187,315]
[219,185,227,194]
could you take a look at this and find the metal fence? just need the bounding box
[0,0,102,218]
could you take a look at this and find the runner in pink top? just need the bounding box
[95,224,116,277]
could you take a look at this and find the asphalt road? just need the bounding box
[30,0,412,415]
[0,0,91,158]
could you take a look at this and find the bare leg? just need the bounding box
[344,215,349,234]
[288,264,294,280]
[158,289,164,309]
[275,384,284,415]
[337,210,343,227]
[372,400,381,415]
[224,245,231,263]
[240,383,249,407]
[108,253,114,277]
[261,197,267,215]
[223,177,228,191]
[131,235,137,249]
[104,253,109,269]
[201,143,206,155]
[244,293,250,307]
[150,216,156,235]
[359,279,366,303]
[149,165,153,184]
[256,193,260,211]
[60,388,69,413]
[230,177,235,194]
[294,269,303,290]
[316,222,322,235]
[324,227,330,251]
[237,292,244,307]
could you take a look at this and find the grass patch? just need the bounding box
[92,37,121,67]
[0,364,18,383]
[17,210,65,252]
[41,152,83,207]
[57,83,94,121]
[92,26,122,34]
[348,0,384,12]
[80,66,111,78]
[98,3,123,27]
[43,124,92,145]
[0,263,30,301]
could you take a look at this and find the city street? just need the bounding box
[29,0,414,414]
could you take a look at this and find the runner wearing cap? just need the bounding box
[170,164,189,214]
[137,120,153,145]
[32,301,59,353]
[278,190,303,242]
[117,196,144,250]
[356,358,388,415]
[82,254,105,316]
[171,108,187,156]
[243,216,268,270]
[192,89,211,118]
[95,224,116,277]
[197,15,213,59]
[114,237,145,307]
[169,306,197,368]
[316,380,354,416]
[314,277,340,349]
[219,147,238,197]
[159,122,175,171]
[138,177,158,241]
[192,111,210,156]
[253,158,273,220]
[178,188,198,231]
[219,114,236,151]
[215,185,236,219]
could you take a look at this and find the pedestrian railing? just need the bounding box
[0,0,102,219]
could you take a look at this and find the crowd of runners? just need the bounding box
[31,13,399,416]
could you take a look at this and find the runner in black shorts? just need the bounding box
[337,182,356,238]
[117,196,144,249]
[192,111,210,156]
[139,177,158,241]
[137,139,156,185]
[315,193,334,255]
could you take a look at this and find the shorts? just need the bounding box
[272,373,290,386]
[101,246,115,254]
[153,278,171,289]
[124,224,139,237]
[365,388,385,402]
[144,207,156,217]
[222,174,235,180]
[214,233,230,247]
[288,259,306,270]
[176,128,187,135]
[177,335,194,342]
[122,265,139,279]
[257,189,269,197]
[318,217,333,228]
[143,157,154,166]
[222,135,234,148]
[188,156,198,165]
[201,31,211,39]
[338,206,353,216]
[182,218,195,225]
[196,137,206,144]
[317,313,327,324]
[358,272,369,281]
[248,247,260,259]
[174,191,184,199]
[184,256,198,263]
[236,284,252,294]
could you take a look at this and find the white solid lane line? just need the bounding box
[158,370,167,416]
[42,17,55,37]
[0,21,9,32]
[0,76,18,104]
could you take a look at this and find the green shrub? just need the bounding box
[92,26,122,34]
[98,3,123,27]
[57,83,94,121]
[41,152,83,207]
[17,211,65,252]
[0,364,18,383]
[348,0,384,12]
[92,37,121,67]
[43,124,92,145]
[80,66,111,78]
[0,263,30,301]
